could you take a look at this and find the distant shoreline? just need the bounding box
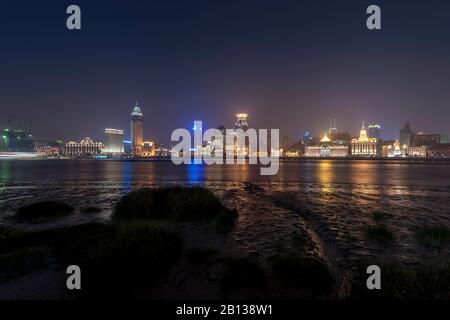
[4,156,450,164]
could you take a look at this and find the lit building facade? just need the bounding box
[232,113,250,157]
[381,140,407,157]
[351,122,379,156]
[407,146,427,158]
[65,137,104,156]
[235,113,249,131]
[142,141,156,156]
[103,128,124,154]
[130,103,144,155]
[305,133,349,157]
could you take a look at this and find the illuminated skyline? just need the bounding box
[2,0,450,143]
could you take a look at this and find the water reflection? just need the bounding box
[187,163,205,183]
[314,160,335,195]
[0,161,11,185]
[120,161,133,193]
[0,161,11,195]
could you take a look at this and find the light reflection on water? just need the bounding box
[0,160,450,264]
[1,159,450,185]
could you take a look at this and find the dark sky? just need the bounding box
[1,0,450,143]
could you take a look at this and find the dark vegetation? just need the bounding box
[16,201,74,221]
[113,186,238,232]
[271,255,334,295]
[220,257,267,292]
[372,211,393,222]
[365,225,395,243]
[2,187,237,296]
[349,261,450,300]
[79,221,182,296]
[0,222,182,296]
[414,225,450,250]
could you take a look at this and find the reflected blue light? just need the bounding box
[187,163,205,184]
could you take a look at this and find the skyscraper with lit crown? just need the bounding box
[130,103,144,155]
[235,113,248,131]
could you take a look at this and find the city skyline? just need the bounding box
[2,0,450,143]
[1,103,448,146]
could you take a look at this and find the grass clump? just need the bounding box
[372,211,392,222]
[212,209,238,233]
[221,257,266,292]
[0,222,182,296]
[349,261,450,300]
[113,186,237,231]
[415,225,450,250]
[365,225,395,243]
[271,255,334,294]
[0,223,115,255]
[16,201,74,221]
[81,221,182,296]
[0,247,54,283]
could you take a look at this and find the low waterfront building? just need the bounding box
[305,133,349,157]
[142,141,156,156]
[427,143,450,158]
[35,145,61,156]
[381,140,407,157]
[64,137,104,156]
[407,145,427,158]
[351,122,378,156]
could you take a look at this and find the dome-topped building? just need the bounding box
[131,104,143,117]
[305,132,348,157]
[351,121,379,156]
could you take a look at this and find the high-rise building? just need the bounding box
[130,103,144,155]
[233,113,249,156]
[351,121,379,156]
[328,119,337,135]
[103,128,124,154]
[235,113,248,131]
[399,122,414,146]
[1,128,34,152]
[282,136,289,155]
[413,132,440,146]
[367,124,381,140]
[302,131,313,145]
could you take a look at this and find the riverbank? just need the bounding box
[1,183,449,300]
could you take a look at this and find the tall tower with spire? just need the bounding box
[130,102,144,155]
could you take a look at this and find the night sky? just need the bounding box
[1,0,450,143]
